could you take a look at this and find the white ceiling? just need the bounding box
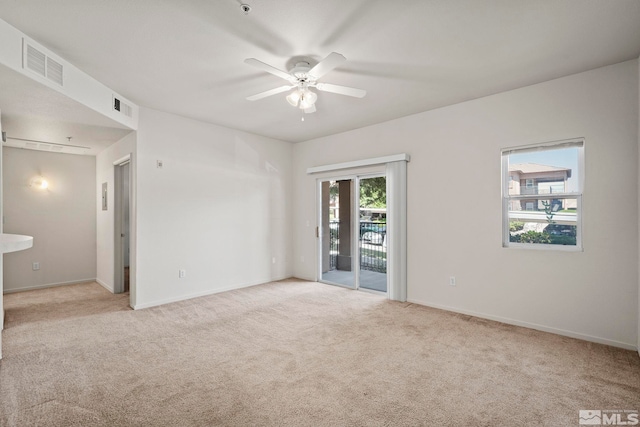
[0,0,639,145]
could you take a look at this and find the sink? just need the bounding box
[0,234,34,254]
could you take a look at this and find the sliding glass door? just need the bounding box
[358,176,387,292]
[320,179,355,287]
[319,175,387,293]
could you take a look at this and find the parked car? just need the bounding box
[328,221,387,246]
[361,222,386,246]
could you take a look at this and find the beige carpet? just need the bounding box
[1,279,639,426]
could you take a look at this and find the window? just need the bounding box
[502,138,584,249]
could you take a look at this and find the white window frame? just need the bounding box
[501,138,584,251]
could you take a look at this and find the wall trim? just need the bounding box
[306,153,410,174]
[408,298,637,351]
[293,274,316,282]
[3,278,97,294]
[95,278,113,293]
[132,275,293,310]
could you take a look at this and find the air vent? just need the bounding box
[23,39,64,86]
[46,57,64,86]
[113,96,133,118]
[26,44,46,77]
[25,142,39,150]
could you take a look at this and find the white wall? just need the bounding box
[96,132,136,298]
[3,147,96,292]
[637,54,640,355]
[293,60,639,350]
[134,108,293,309]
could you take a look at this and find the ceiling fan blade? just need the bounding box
[246,85,292,101]
[308,52,346,79]
[303,104,316,114]
[315,83,366,98]
[244,58,293,82]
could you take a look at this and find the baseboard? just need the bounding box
[95,278,113,293]
[407,298,638,352]
[292,274,316,282]
[3,278,97,294]
[132,275,293,310]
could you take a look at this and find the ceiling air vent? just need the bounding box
[23,39,64,86]
[46,57,64,86]
[26,44,46,77]
[113,96,133,118]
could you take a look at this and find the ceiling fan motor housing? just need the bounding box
[290,62,312,80]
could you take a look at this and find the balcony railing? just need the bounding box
[328,220,387,274]
[513,186,565,196]
[520,186,538,195]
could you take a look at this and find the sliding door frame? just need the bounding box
[316,174,358,290]
[316,172,389,295]
[309,154,409,302]
[356,172,388,295]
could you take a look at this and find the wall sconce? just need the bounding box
[30,176,49,190]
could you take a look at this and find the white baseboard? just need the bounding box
[292,274,316,282]
[95,278,113,293]
[132,275,293,310]
[3,278,97,294]
[407,298,638,352]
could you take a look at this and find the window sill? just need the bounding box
[503,242,583,252]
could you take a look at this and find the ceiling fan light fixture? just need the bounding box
[286,90,301,107]
[298,89,317,110]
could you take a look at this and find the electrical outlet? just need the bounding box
[33,262,40,271]
[179,269,186,278]
[449,276,456,286]
[157,160,164,169]
[272,257,276,264]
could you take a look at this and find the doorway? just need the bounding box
[114,160,130,294]
[319,175,387,293]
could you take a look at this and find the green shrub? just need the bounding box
[509,221,524,232]
[511,231,551,244]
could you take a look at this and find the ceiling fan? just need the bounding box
[244,52,366,114]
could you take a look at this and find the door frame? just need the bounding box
[113,156,131,295]
[316,173,388,295]
[356,173,388,295]
[316,175,358,290]
[308,154,409,302]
